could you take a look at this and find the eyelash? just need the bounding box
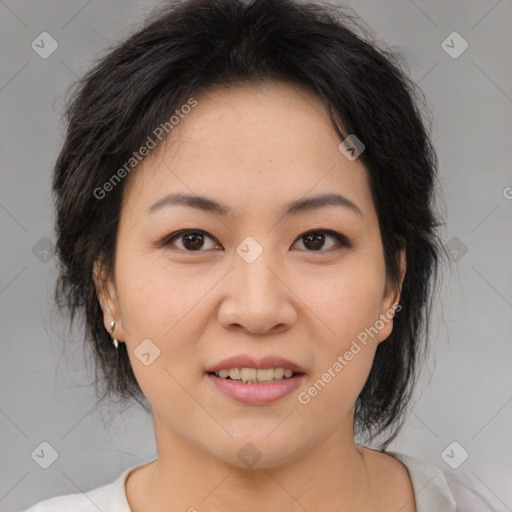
[160,229,351,253]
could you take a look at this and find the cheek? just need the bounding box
[303,262,385,346]
[299,346,376,431]
[116,259,211,413]
[299,276,382,420]
[298,260,385,405]
[116,250,206,339]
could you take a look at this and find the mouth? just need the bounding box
[206,370,306,405]
[204,355,307,404]
[206,367,305,384]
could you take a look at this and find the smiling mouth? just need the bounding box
[206,367,304,384]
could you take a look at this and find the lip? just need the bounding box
[206,373,306,405]
[205,355,306,374]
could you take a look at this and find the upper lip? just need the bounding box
[206,355,306,374]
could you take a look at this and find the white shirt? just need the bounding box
[22,452,500,511]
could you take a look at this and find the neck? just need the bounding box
[128,413,377,512]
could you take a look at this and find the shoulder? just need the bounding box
[21,459,155,512]
[359,446,416,512]
[22,459,157,512]
[387,451,502,512]
[443,469,506,512]
[22,477,120,512]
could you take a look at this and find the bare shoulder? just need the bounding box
[358,446,416,512]
[125,460,157,512]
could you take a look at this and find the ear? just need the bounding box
[376,247,406,344]
[93,258,126,342]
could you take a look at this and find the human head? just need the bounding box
[53,0,447,449]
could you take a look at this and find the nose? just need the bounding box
[217,251,298,335]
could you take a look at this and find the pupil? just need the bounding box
[304,233,324,250]
[182,232,326,251]
[183,233,204,250]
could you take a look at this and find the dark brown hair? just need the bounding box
[53,0,448,448]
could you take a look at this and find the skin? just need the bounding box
[94,81,412,511]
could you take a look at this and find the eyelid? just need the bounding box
[159,229,219,249]
[160,228,350,251]
[296,229,351,250]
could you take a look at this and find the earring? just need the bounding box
[110,320,119,349]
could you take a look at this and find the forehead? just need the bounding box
[122,81,374,223]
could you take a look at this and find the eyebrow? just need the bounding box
[147,192,363,217]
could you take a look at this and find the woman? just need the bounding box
[24,0,495,510]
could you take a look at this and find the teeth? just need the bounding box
[255,368,274,381]
[274,367,284,379]
[228,368,241,380]
[213,367,297,383]
[241,368,258,381]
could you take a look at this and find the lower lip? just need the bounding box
[206,373,306,405]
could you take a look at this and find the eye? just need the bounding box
[161,229,350,253]
[162,230,220,252]
[292,230,350,252]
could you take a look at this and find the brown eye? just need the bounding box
[293,230,350,252]
[161,229,349,253]
[163,230,219,251]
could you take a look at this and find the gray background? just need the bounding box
[1,0,511,510]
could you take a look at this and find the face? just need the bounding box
[95,81,405,469]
